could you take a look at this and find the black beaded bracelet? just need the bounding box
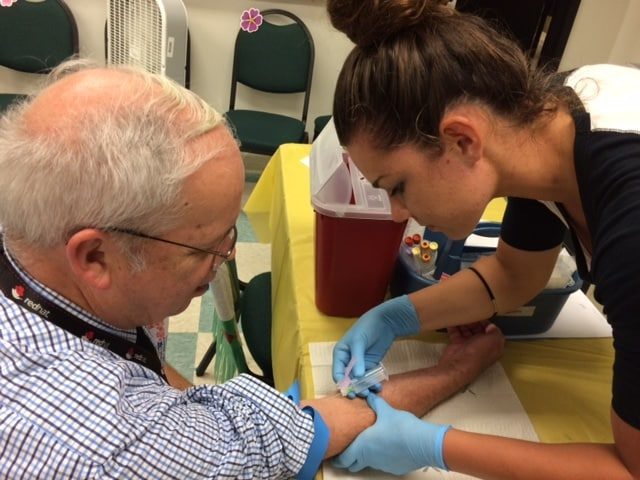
[467,266,498,319]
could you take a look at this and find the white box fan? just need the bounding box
[107,0,189,87]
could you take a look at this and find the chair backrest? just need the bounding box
[229,9,315,123]
[0,0,79,73]
[455,0,580,71]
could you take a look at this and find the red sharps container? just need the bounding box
[310,120,406,317]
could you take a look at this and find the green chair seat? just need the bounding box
[226,110,306,155]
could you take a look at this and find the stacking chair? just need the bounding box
[195,260,274,386]
[0,0,79,113]
[225,9,315,156]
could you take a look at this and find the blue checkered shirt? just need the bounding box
[0,251,314,479]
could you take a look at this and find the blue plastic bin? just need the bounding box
[389,223,582,336]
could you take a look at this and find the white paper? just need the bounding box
[309,118,350,201]
[310,340,539,480]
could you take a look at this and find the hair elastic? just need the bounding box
[467,266,497,319]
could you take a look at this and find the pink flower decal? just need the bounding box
[1,0,18,7]
[240,8,263,33]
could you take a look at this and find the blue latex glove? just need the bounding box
[282,380,301,404]
[333,394,451,475]
[332,295,420,390]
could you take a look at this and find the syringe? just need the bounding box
[337,362,389,397]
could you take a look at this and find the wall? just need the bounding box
[609,0,640,66]
[559,0,640,70]
[1,0,639,135]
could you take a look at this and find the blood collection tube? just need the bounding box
[402,236,414,256]
[428,241,439,265]
[421,252,435,277]
[411,246,422,273]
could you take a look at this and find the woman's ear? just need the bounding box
[439,108,484,164]
[65,229,112,290]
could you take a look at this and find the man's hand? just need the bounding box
[438,322,505,384]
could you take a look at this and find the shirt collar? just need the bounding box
[2,242,138,342]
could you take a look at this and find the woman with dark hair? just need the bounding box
[327,1,640,478]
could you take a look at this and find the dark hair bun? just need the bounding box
[327,0,451,47]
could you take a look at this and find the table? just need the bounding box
[244,144,615,444]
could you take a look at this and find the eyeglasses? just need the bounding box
[107,225,237,271]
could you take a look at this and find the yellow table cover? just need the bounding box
[244,144,614,444]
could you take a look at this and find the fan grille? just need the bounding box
[108,0,165,75]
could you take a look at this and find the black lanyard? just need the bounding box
[0,240,166,381]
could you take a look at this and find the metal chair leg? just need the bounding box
[195,341,216,377]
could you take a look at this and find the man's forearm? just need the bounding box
[382,362,473,416]
[304,362,477,458]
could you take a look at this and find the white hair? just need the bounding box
[0,60,229,264]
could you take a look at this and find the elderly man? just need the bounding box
[0,61,503,478]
